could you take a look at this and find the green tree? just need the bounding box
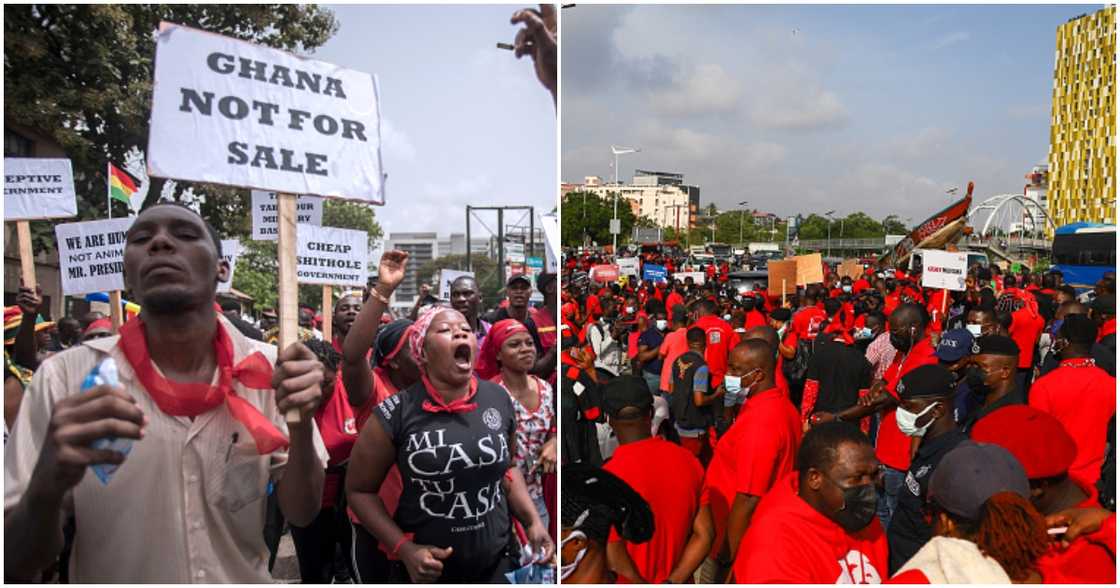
[561,191,636,248]
[322,200,384,247]
[882,215,909,235]
[5,4,339,250]
[839,212,884,238]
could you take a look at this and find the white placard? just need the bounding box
[250,190,323,240]
[217,239,241,293]
[540,212,559,272]
[505,242,525,263]
[672,271,706,285]
[148,22,385,203]
[920,249,969,291]
[439,269,475,300]
[297,225,368,287]
[617,257,640,277]
[4,158,78,220]
[55,218,135,295]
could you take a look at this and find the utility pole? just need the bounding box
[465,205,538,289]
[610,145,639,252]
[738,200,749,247]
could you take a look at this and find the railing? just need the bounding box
[796,238,888,251]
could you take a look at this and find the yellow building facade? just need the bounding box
[1047,6,1116,234]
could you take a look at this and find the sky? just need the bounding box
[313,4,556,241]
[561,4,1103,224]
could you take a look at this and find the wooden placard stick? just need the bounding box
[782,279,787,307]
[277,193,301,424]
[109,290,123,333]
[16,221,36,290]
[322,285,333,344]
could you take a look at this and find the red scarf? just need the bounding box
[419,373,479,414]
[118,317,287,454]
[1059,357,1097,369]
[1099,318,1116,342]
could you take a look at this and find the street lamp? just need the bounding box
[738,200,750,247]
[825,210,835,258]
[610,145,640,253]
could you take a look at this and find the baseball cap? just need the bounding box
[935,328,974,363]
[928,441,1030,520]
[537,272,556,295]
[970,335,1019,357]
[601,375,653,418]
[770,308,792,322]
[507,274,532,287]
[970,405,1076,480]
[897,364,956,400]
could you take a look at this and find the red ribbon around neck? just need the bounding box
[1058,357,1096,369]
[419,373,479,414]
[117,317,288,454]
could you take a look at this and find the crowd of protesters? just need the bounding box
[3,203,558,584]
[560,246,1116,584]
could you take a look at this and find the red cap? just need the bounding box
[970,405,1076,479]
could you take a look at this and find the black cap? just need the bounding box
[928,441,1030,520]
[602,375,653,418]
[898,364,956,400]
[537,272,556,295]
[561,463,654,543]
[1091,294,1115,316]
[970,334,1019,357]
[770,308,792,322]
[507,274,532,287]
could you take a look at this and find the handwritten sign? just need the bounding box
[4,158,78,220]
[297,225,368,287]
[55,218,134,295]
[250,190,322,240]
[148,22,385,203]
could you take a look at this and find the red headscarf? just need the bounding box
[475,319,529,381]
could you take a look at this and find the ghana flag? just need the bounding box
[108,163,138,205]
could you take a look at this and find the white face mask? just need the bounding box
[625,306,635,314]
[842,285,852,293]
[965,323,983,337]
[856,327,873,340]
[559,530,588,581]
[724,375,742,395]
[723,314,732,321]
[656,319,668,331]
[896,402,940,437]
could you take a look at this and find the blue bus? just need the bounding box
[1051,223,1116,290]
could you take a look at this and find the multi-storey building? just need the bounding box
[562,171,700,233]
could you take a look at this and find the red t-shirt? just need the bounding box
[792,307,828,341]
[658,328,689,394]
[876,337,938,471]
[530,305,557,355]
[735,472,888,583]
[665,291,685,315]
[348,366,405,527]
[704,387,800,557]
[1029,360,1117,487]
[691,315,739,387]
[1099,318,1117,342]
[1035,491,1116,584]
[853,278,871,294]
[1008,306,1044,369]
[605,437,705,584]
[743,310,768,330]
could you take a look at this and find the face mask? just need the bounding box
[826,476,879,533]
[656,319,668,331]
[855,327,873,340]
[776,325,787,339]
[965,323,983,337]
[724,375,742,395]
[559,530,588,581]
[896,402,940,437]
[723,314,732,321]
[842,285,852,293]
[965,366,992,396]
[625,306,635,314]
[890,330,914,353]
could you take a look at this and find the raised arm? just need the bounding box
[341,251,408,410]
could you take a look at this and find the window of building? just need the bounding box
[4,129,33,157]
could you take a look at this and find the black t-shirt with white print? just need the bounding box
[374,378,516,580]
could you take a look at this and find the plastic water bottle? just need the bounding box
[79,357,133,484]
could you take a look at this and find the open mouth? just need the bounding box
[453,342,473,371]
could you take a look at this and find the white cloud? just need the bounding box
[889,126,951,159]
[635,120,787,169]
[931,31,970,50]
[648,63,743,116]
[380,118,416,164]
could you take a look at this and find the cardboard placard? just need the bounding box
[4,158,78,220]
[148,22,385,203]
[795,253,824,285]
[838,258,864,280]
[250,190,322,240]
[768,259,797,295]
[673,271,706,285]
[296,225,368,287]
[55,218,135,295]
[217,239,241,293]
[617,257,640,277]
[642,263,668,283]
[921,249,968,291]
[439,269,475,300]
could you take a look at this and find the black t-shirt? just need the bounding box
[960,386,1026,434]
[638,327,664,375]
[805,339,872,415]
[374,379,516,579]
[887,428,969,573]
